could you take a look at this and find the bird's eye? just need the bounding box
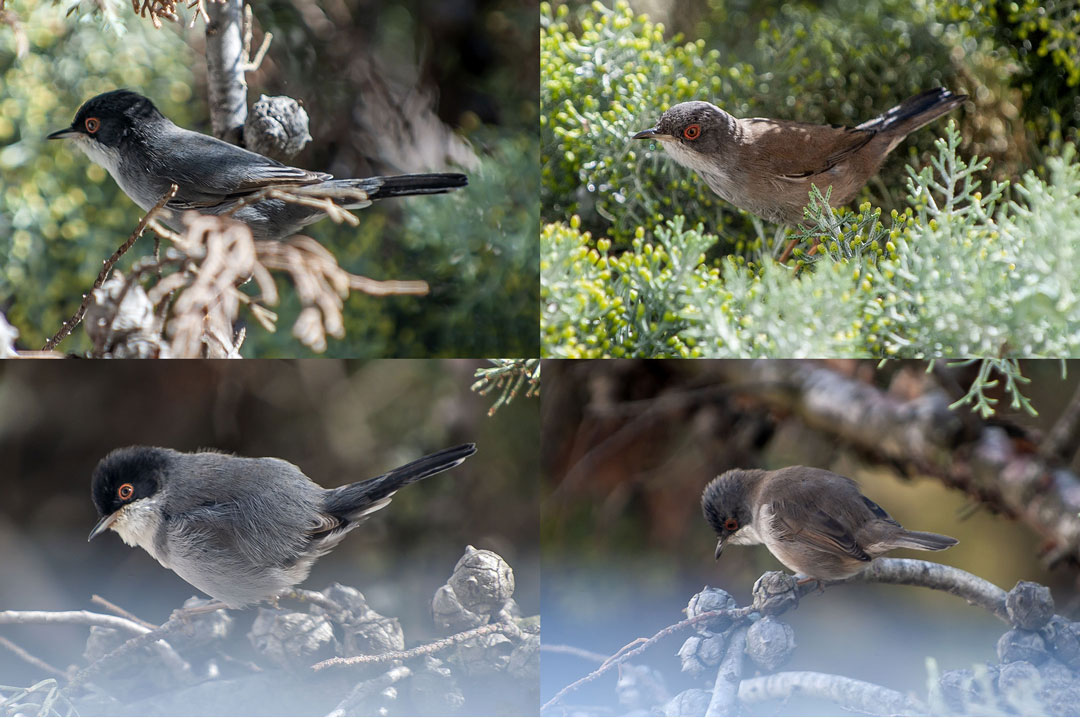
[117,483,134,501]
[85,118,100,134]
[683,124,701,140]
[724,518,739,531]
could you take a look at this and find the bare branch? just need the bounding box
[0,609,161,636]
[0,635,66,679]
[706,626,747,716]
[239,3,271,72]
[0,607,190,688]
[66,613,193,690]
[43,184,177,351]
[540,608,753,712]
[539,644,609,664]
[312,622,514,671]
[91,595,158,631]
[844,558,1008,623]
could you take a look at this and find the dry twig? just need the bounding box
[91,595,158,631]
[312,622,515,671]
[0,635,66,679]
[541,609,752,712]
[43,184,177,351]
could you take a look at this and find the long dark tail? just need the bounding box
[322,443,476,521]
[333,172,467,201]
[892,529,959,552]
[857,87,966,137]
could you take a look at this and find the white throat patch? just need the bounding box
[109,495,167,566]
[66,136,151,211]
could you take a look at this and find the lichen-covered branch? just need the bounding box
[739,560,1010,624]
[738,671,922,715]
[843,558,1008,623]
[705,626,746,716]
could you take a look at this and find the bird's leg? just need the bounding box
[169,600,230,622]
[794,576,826,593]
[777,226,801,264]
[772,224,793,261]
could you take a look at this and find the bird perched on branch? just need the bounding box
[88,443,476,608]
[49,89,468,241]
[633,88,966,226]
[703,466,958,583]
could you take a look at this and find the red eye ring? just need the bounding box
[683,123,701,140]
[724,518,739,531]
[85,117,100,134]
[117,483,134,501]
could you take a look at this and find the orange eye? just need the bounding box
[117,483,134,501]
[85,117,100,133]
[683,123,701,140]
[724,518,739,531]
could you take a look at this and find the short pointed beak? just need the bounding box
[47,128,79,140]
[88,511,118,541]
[632,127,672,141]
[714,538,726,560]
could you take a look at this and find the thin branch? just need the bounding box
[0,609,161,636]
[238,3,271,72]
[0,635,66,678]
[0,607,191,691]
[42,184,178,351]
[348,274,429,296]
[539,643,608,664]
[541,608,753,712]
[91,595,158,630]
[739,671,923,715]
[312,621,514,671]
[66,613,192,690]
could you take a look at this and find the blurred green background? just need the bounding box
[540,359,1078,714]
[0,0,539,357]
[0,359,539,689]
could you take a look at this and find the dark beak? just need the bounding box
[714,538,726,560]
[46,127,79,140]
[632,127,672,141]
[87,511,118,541]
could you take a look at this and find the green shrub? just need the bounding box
[542,123,1080,357]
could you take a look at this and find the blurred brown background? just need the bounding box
[0,359,539,686]
[541,359,1080,714]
